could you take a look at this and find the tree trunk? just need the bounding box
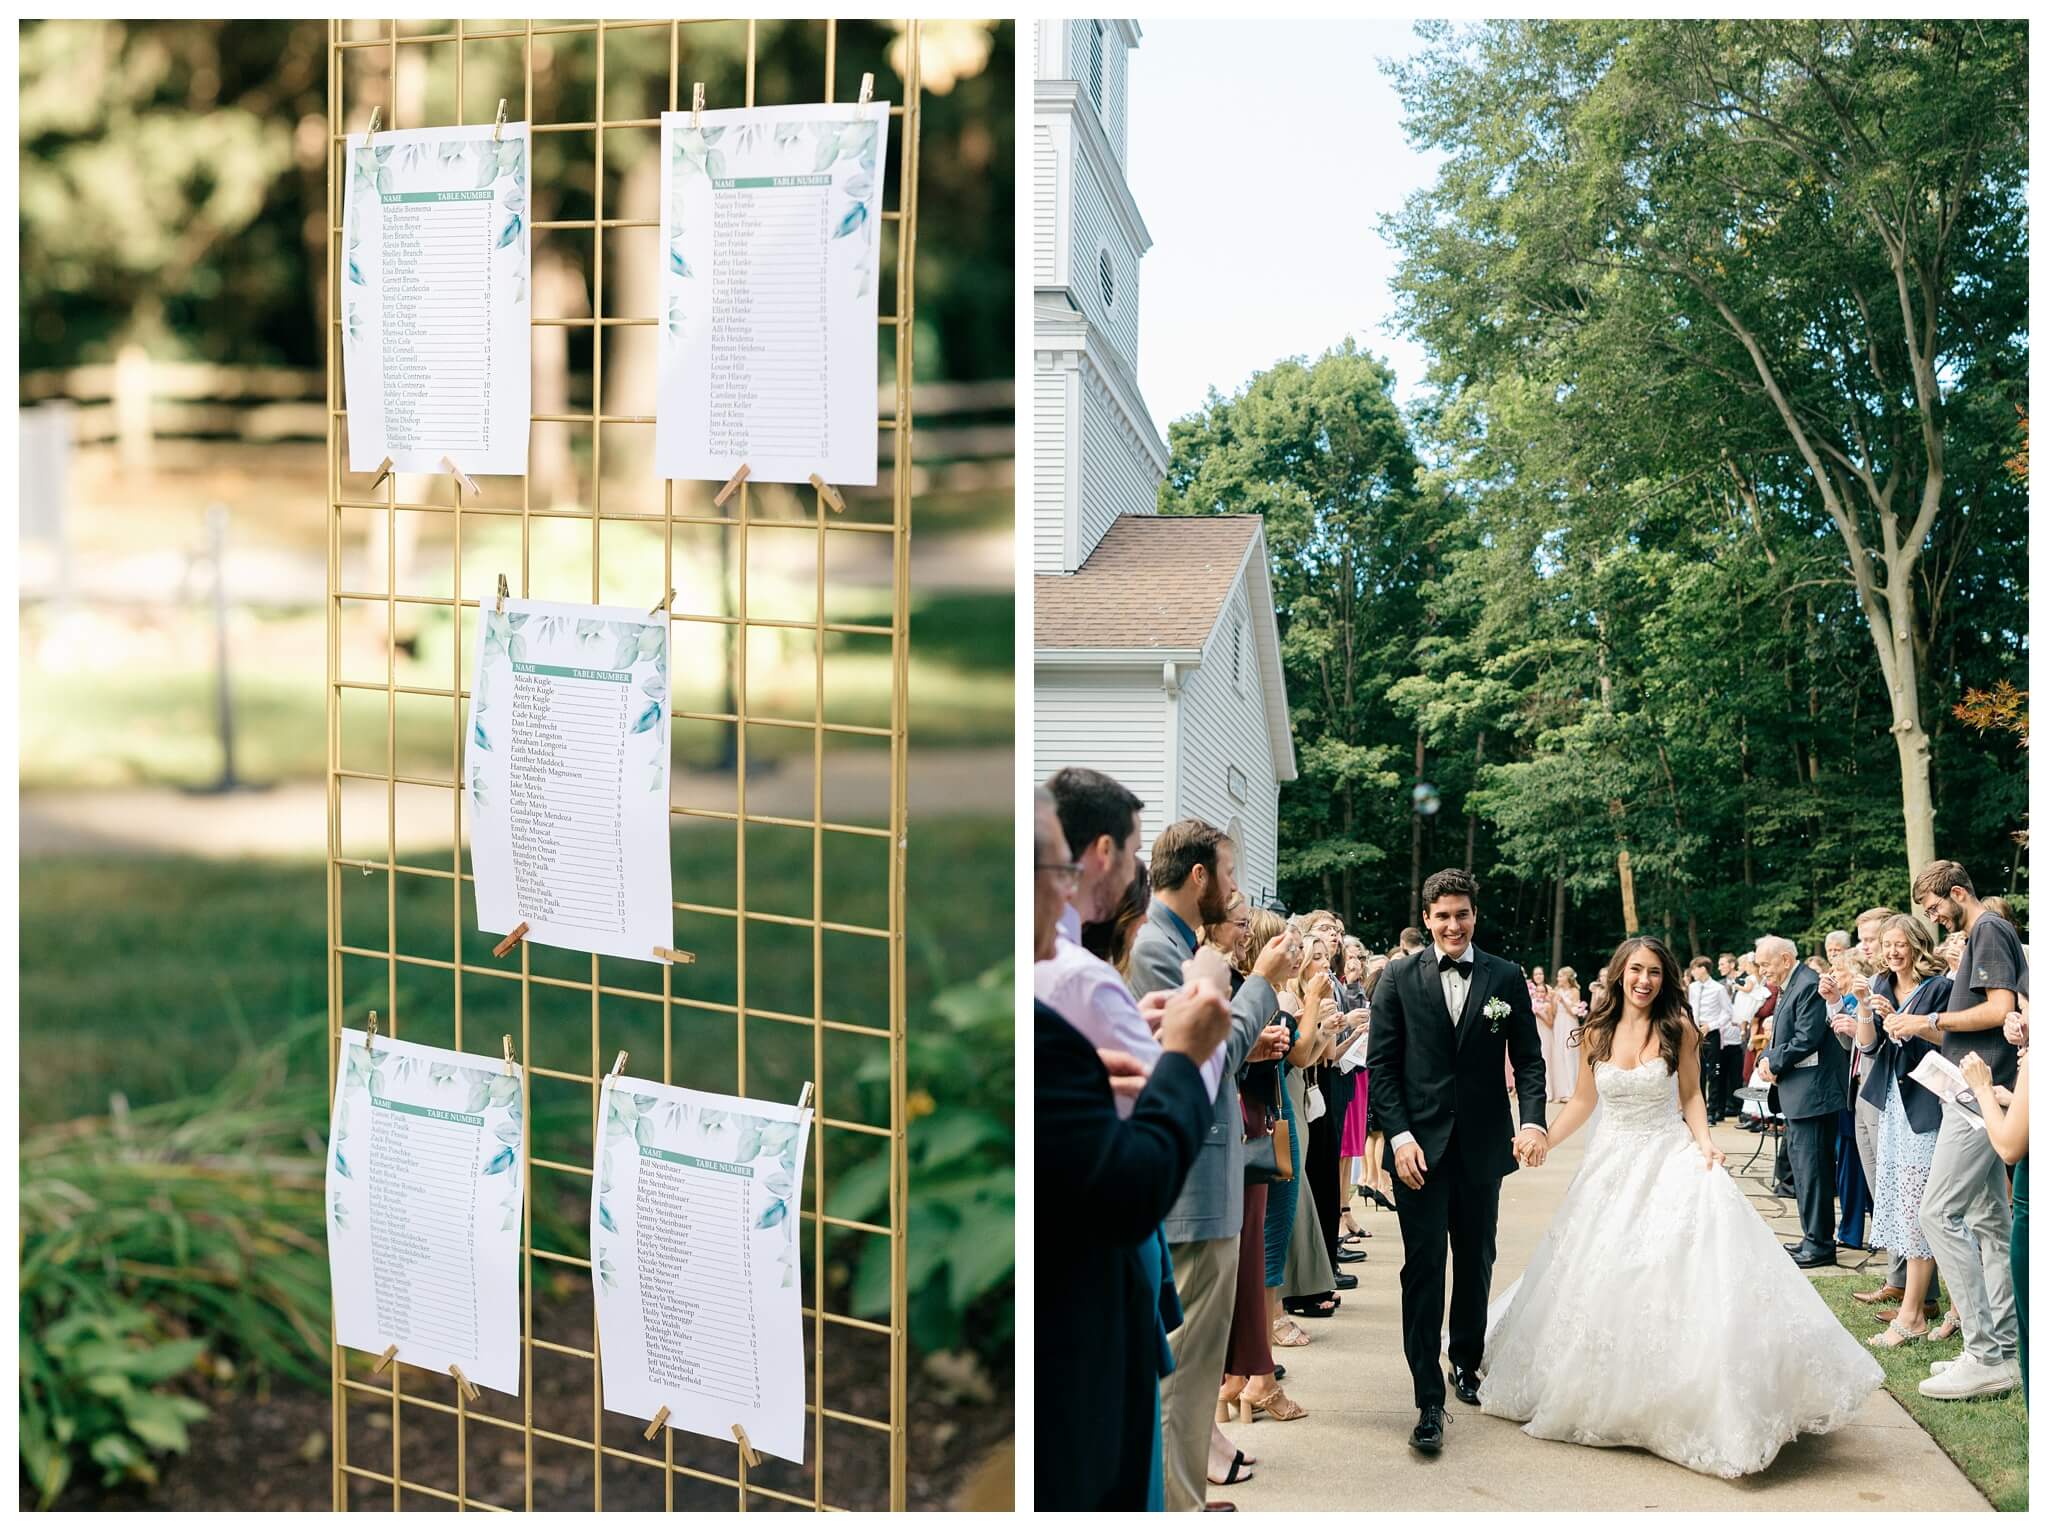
[1551,860,1565,974]
[1466,730,1485,871]
[1617,849,1638,935]
[1408,726,1426,926]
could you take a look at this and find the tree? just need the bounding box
[1159,341,1443,926]
[1386,19,2029,874]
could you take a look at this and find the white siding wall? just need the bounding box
[1077,364,1159,565]
[1172,581,1282,901]
[1035,679,1171,850]
[1068,148,1140,371]
[1064,20,1129,163]
[1033,364,1069,573]
[1033,123,1058,284]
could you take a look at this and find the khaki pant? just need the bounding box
[1160,1234,1238,1511]
[1919,1103,2017,1367]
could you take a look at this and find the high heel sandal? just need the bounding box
[1242,1384,1308,1422]
[1216,1377,1247,1422]
[1271,1318,1310,1348]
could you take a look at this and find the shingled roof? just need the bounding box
[1035,515,1263,650]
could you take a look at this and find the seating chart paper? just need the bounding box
[592,1077,814,1463]
[655,102,889,487]
[340,122,532,475]
[326,1029,526,1396]
[465,598,674,963]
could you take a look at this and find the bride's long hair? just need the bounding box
[1577,935,1692,1069]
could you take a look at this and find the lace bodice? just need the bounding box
[1592,1057,1686,1138]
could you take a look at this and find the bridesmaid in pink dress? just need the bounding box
[1550,966,1586,1102]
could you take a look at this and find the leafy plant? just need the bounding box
[825,960,1013,1361]
[19,1025,332,1505]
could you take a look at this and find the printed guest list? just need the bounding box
[326,1029,526,1395]
[466,598,674,963]
[656,102,889,486]
[592,1077,814,1462]
[340,123,531,475]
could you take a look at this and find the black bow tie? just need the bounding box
[1437,953,1473,979]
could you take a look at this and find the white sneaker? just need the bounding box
[1918,1355,2018,1399]
[1929,1359,1955,1374]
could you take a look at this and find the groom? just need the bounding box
[1366,868,1549,1455]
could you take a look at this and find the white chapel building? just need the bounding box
[1031,19,1296,901]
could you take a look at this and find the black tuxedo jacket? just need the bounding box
[1034,1001,1211,1511]
[1365,946,1547,1183]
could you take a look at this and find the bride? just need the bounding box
[1478,935,1882,1478]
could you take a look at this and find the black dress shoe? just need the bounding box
[1783,1240,1807,1254]
[1337,1248,1367,1263]
[1410,1404,1446,1454]
[1450,1365,1482,1406]
[1771,1182,1796,1198]
[1793,1246,1838,1268]
[1334,1272,1358,1290]
[1273,1364,1285,1381]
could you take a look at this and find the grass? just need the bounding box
[19,815,1009,1131]
[1809,1268,2028,1510]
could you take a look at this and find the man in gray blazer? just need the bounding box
[1756,936,1849,1267]
[1126,819,1291,1512]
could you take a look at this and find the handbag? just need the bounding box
[1242,1066,1294,1185]
[1305,1083,1326,1123]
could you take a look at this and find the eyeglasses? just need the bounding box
[1035,861,1081,888]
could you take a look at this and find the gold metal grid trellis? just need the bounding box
[324,18,920,1511]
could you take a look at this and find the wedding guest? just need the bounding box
[1910,860,2024,1400]
[1201,892,1251,991]
[1127,820,1293,1510]
[1280,945,1341,1326]
[1308,933,1365,1279]
[1082,859,1151,974]
[1849,907,1907,1302]
[1856,907,1896,968]
[1530,965,1562,1103]
[1754,935,1848,1266]
[1961,1000,2029,1403]
[1687,957,1735,1122]
[1398,926,1426,956]
[1856,912,1951,1347]
[1333,939,1373,1238]
[1551,966,1586,1103]
[1035,789,1230,1512]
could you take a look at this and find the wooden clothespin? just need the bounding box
[731,1423,762,1468]
[692,82,706,129]
[364,1010,381,1050]
[492,922,529,958]
[858,72,874,107]
[448,1364,480,1403]
[502,1034,517,1074]
[496,572,510,614]
[714,463,751,507]
[609,1050,630,1079]
[652,946,696,965]
[367,456,395,492]
[492,98,508,142]
[372,1343,398,1375]
[441,456,480,499]
[807,474,846,514]
[365,105,381,144]
[642,1405,671,1441]
[649,587,675,618]
[796,1081,814,1114]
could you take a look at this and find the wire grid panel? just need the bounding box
[324,19,920,1511]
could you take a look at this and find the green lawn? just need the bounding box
[19,815,1009,1131]
[1809,1269,2028,1510]
[22,591,1012,789]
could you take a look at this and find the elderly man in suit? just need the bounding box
[1755,935,1849,1267]
[1125,818,1292,1512]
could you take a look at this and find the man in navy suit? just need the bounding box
[1755,935,1849,1267]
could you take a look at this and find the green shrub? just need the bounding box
[827,961,1015,1361]
[19,1030,331,1504]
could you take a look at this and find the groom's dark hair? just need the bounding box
[1420,868,1479,910]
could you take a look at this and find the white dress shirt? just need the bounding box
[1033,904,1228,1116]
[1389,945,1543,1155]
[1689,978,1736,1044]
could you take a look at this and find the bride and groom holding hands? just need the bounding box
[1367,869,1880,1479]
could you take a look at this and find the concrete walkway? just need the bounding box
[1223,1111,1991,1511]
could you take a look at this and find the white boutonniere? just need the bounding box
[1484,996,1511,1032]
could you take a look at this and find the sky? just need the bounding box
[1125,20,1443,434]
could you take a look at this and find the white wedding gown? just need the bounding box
[1478,1059,1882,1478]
